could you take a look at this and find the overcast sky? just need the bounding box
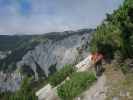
[0,0,124,35]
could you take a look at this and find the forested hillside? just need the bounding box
[90,0,133,60]
[0,35,45,71]
[0,35,32,51]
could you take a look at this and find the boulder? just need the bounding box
[36,84,59,100]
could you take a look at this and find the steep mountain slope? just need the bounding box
[0,29,94,92]
[17,29,94,79]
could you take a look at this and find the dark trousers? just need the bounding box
[95,61,102,76]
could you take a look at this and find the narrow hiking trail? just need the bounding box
[75,74,107,100]
[36,59,133,100]
[75,63,133,100]
[105,63,133,100]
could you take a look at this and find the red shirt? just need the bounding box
[91,53,103,63]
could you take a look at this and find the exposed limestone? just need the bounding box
[17,32,92,79]
[0,71,23,92]
[0,51,11,60]
[36,84,59,100]
[75,54,92,72]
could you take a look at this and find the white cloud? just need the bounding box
[0,0,124,34]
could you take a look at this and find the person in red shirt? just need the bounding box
[91,52,103,76]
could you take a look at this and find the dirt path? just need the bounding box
[37,63,133,100]
[75,74,107,100]
[105,64,133,100]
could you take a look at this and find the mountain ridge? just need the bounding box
[0,28,95,92]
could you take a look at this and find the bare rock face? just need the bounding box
[0,51,11,60]
[17,31,93,79]
[60,48,79,68]
[75,55,92,72]
[0,71,23,92]
[36,84,59,100]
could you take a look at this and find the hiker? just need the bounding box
[91,52,103,76]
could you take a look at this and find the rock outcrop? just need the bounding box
[0,71,23,92]
[75,54,92,72]
[36,84,59,100]
[17,30,94,79]
[0,51,11,60]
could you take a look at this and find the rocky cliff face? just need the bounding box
[17,29,94,79]
[0,71,22,92]
[0,29,94,92]
[0,51,11,60]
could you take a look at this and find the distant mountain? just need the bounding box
[0,29,94,72]
[0,28,95,92]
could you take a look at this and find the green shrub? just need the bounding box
[0,77,38,100]
[90,0,133,59]
[57,72,96,100]
[48,64,75,86]
[121,64,129,74]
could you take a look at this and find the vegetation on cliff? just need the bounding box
[0,77,37,100]
[90,0,133,60]
[57,72,96,100]
[48,64,75,86]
